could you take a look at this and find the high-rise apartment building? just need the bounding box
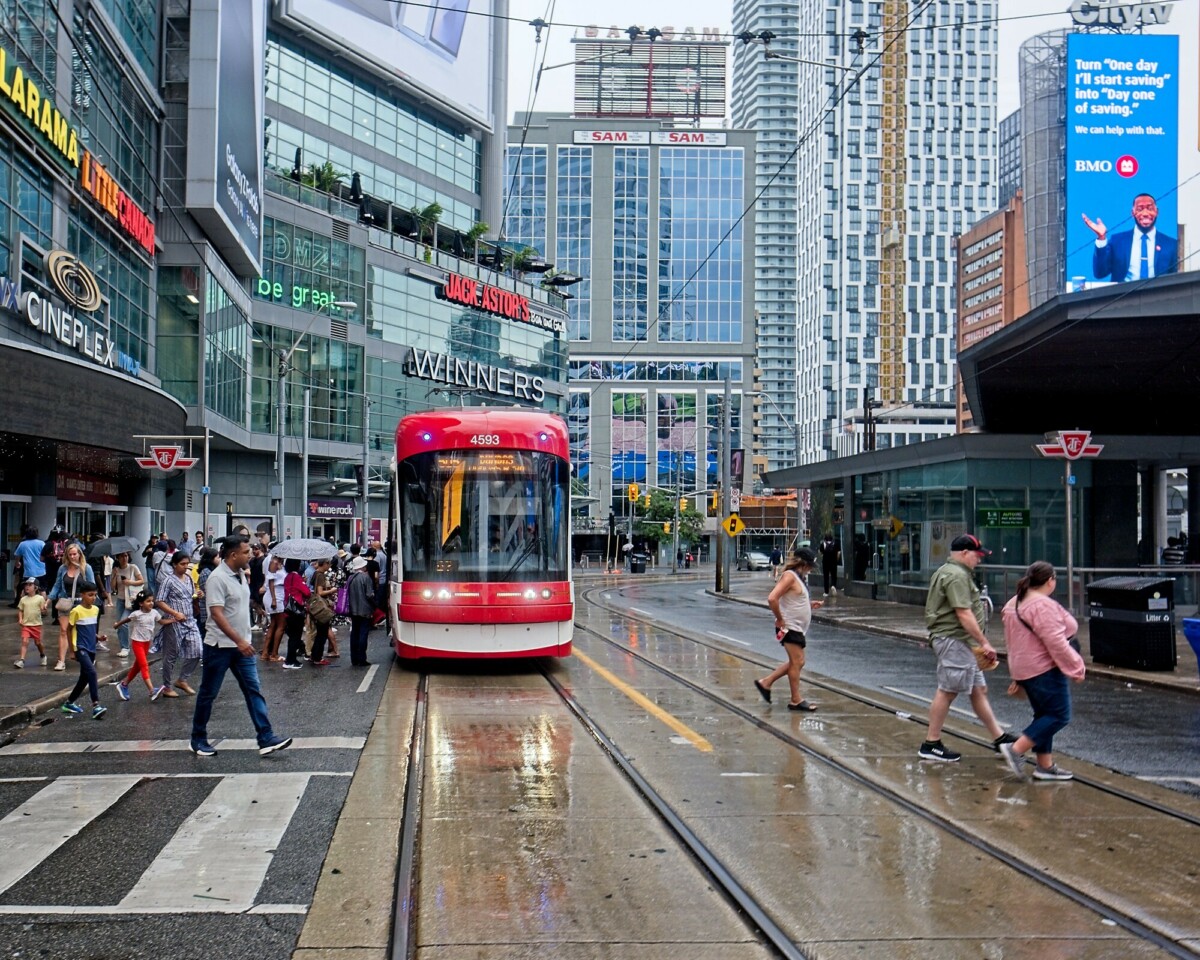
[732,1,999,463]
[730,0,809,471]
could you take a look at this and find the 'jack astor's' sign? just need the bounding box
[405,348,546,403]
[439,272,531,322]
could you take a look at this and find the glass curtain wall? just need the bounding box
[556,146,592,341]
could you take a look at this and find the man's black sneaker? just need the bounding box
[992,732,1019,752]
[918,740,962,762]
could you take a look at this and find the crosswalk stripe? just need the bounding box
[0,903,308,915]
[0,736,365,756]
[0,776,141,895]
[119,773,312,912]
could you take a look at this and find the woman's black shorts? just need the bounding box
[780,629,807,648]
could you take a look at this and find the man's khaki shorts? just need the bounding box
[932,636,987,694]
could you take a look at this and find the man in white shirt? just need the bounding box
[190,535,291,758]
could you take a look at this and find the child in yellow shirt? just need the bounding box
[15,577,47,668]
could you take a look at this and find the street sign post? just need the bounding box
[1035,430,1104,612]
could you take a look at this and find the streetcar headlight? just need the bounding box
[539,432,549,442]
[421,431,432,442]
[524,589,536,600]
[541,588,552,599]
[438,589,452,600]
[421,589,433,600]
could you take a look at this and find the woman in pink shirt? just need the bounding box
[998,561,1086,781]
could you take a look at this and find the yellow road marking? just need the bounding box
[572,648,713,753]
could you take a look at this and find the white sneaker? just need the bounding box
[829,586,838,597]
[13,659,23,669]
[40,656,48,667]
[118,648,130,658]
[54,660,66,671]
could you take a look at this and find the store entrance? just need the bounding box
[1,501,29,598]
[307,519,352,546]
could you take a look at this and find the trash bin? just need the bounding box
[1087,576,1177,670]
[629,554,647,574]
[1180,619,1200,681]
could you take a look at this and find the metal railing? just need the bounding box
[976,564,1199,618]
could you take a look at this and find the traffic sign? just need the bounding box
[730,488,741,512]
[721,514,745,537]
[201,485,211,495]
[977,508,1030,528]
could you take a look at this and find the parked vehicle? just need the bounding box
[737,551,771,571]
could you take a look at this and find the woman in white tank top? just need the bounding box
[754,548,824,711]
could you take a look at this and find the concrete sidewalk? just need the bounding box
[712,572,1200,696]
[0,605,150,731]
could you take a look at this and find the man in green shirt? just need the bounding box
[918,534,1014,762]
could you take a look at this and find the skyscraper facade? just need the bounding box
[732,1,999,463]
[731,0,809,471]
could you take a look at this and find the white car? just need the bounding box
[737,551,771,571]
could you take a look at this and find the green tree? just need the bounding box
[633,490,705,550]
[301,161,348,192]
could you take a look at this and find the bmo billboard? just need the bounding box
[1065,33,1179,293]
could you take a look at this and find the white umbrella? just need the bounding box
[267,538,338,562]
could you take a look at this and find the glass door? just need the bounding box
[2,502,27,597]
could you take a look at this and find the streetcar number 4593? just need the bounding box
[470,434,501,445]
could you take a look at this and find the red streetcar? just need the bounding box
[388,408,573,659]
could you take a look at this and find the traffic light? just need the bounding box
[708,490,718,517]
[679,497,688,513]
[627,482,639,502]
[663,522,671,534]
[643,493,651,507]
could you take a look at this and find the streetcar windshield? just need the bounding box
[398,449,570,582]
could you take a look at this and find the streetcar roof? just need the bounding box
[395,408,569,461]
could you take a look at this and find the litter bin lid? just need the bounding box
[1087,576,1175,591]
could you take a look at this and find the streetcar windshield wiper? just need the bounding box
[504,535,541,578]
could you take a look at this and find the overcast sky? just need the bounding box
[505,0,1198,251]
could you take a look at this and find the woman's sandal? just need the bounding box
[754,679,771,703]
[786,700,817,712]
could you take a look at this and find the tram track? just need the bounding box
[576,585,1200,960]
[390,672,429,960]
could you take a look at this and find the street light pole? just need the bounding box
[275,300,357,542]
[360,395,372,546]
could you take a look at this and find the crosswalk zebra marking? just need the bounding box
[0,775,142,895]
[0,903,309,915]
[119,773,313,912]
[0,736,365,756]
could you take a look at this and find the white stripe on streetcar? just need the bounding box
[0,736,365,756]
[356,663,379,693]
[0,776,141,894]
[119,773,311,912]
[707,631,751,646]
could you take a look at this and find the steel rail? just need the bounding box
[390,672,429,960]
[576,591,1200,960]
[541,665,808,960]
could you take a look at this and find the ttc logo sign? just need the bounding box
[135,445,199,471]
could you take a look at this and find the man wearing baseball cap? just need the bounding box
[918,533,1016,762]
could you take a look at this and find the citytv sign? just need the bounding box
[1068,1,1176,29]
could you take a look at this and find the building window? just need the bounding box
[503,146,547,254]
[204,274,249,427]
[556,146,592,342]
[612,147,649,341]
[658,148,744,343]
[612,391,648,487]
[568,390,591,495]
[656,392,698,491]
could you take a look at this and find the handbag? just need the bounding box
[334,584,349,616]
[308,594,333,626]
[285,593,306,617]
[54,572,81,614]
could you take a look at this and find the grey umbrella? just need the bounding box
[268,538,338,562]
[88,536,142,559]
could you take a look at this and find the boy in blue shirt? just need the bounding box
[61,584,107,719]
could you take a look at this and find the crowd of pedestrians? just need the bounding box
[7,524,389,758]
[753,532,1087,784]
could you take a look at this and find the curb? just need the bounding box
[706,589,1200,696]
[0,660,153,734]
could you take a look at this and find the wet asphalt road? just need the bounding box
[601,578,1200,799]
[0,630,393,959]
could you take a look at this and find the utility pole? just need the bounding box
[360,395,372,546]
[716,375,732,593]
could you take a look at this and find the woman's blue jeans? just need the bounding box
[1018,667,1072,755]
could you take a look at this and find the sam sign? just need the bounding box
[1064,33,1179,293]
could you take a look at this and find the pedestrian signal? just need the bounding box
[627,483,639,502]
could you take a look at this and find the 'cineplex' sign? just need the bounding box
[405,348,546,403]
[0,44,155,257]
[0,252,140,376]
[438,272,566,333]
